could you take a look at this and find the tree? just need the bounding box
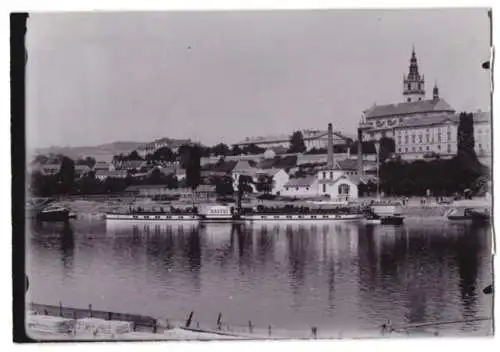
[128,150,143,161]
[378,137,396,162]
[288,131,306,153]
[215,175,234,196]
[457,112,476,158]
[152,146,175,162]
[185,145,202,191]
[242,144,265,155]
[231,145,243,156]
[255,174,274,193]
[32,154,49,165]
[211,143,230,157]
[57,156,76,195]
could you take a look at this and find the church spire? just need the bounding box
[403,46,425,102]
[433,81,439,100]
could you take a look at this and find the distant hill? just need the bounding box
[33,141,146,162]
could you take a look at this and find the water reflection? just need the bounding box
[27,219,493,335]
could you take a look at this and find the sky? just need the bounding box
[26,9,491,149]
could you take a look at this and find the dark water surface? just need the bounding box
[26,219,494,336]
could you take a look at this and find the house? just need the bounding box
[74,165,91,178]
[95,170,128,181]
[93,161,114,172]
[231,160,259,192]
[194,184,217,201]
[281,176,318,197]
[317,168,359,201]
[115,160,148,171]
[256,168,290,195]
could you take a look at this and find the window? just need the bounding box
[322,172,326,178]
[398,136,402,145]
[405,136,409,144]
[426,146,429,151]
[418,97,422,101]
[412,135,416,143]
[405,148,408,152]
[399,148,402,152]
[330,171,333,179]
[285,187,289,191]
[438,134,441,142]
[338,184,350,195]
[322,184,326,193]
[447,144,451,153]
[447,132,451,140]
[408,83,411,90]
[438,145,441,150]
[296,187,299,191]
[407,98,411,102]
[306,187,309,191]
[419,135,422,143]
[426,134,430,143]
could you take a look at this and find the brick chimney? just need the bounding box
[357,127,363,176]
[327,123,334,169]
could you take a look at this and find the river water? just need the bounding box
[26,219,494,337]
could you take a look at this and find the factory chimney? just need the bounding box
[357,127,363,176]
[327,123,334,169]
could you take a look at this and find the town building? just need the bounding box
[136,138,192,158]
[393,111,491,160]
[281,124,362,200]
[359,47,491,160]
[255,168,290,195]
[93,161,114,172]
[95,170,128,181]
[233,129,353,151]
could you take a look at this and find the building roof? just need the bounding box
[317,175,362,185]
[364,98,455,119]
[119,160,147,169]
[232,160,258,175]
[284,176,317,188]
[395,111,491,129]
[256,168,285,177]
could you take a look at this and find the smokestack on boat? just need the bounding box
[327,123,334,169]
[357,127,363,176]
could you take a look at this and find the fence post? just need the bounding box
[217,313,222,330]
[89,304,93,318]
[248,321,253,334]
[311,326,317,339]
[185,311,194,328]
[59,301,63,317]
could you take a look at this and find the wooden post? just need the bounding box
[217,313,222,330]
[89,304,93,318]
[59,301,63,317]
[268,325,272,336]
[311,326,317,339]
[248,321,253,333]
[185,311,194,328]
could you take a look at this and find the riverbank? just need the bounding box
[41,196,491,221]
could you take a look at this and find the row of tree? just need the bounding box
[379,112,489,196]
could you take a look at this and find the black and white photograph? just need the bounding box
[19,8,494,341]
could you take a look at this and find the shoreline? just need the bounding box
[36,196,491,221]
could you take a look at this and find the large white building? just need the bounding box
[360,48,491,160]
[233,129,353,151]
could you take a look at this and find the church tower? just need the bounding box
[403,46,425,102]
